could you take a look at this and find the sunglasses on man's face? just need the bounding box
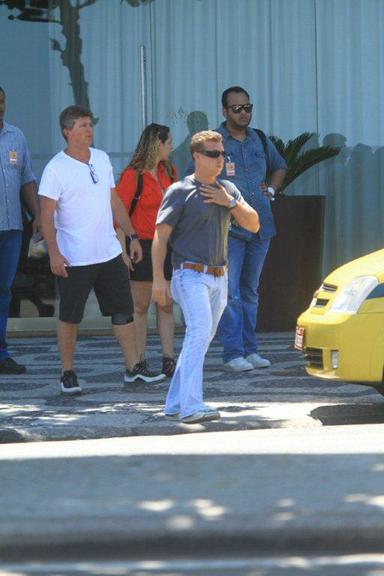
[226,104,253,114]
[199,150,226,159]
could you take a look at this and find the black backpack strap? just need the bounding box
[128,173,143,217]
[128,165,175,218]
[254,128,270,174]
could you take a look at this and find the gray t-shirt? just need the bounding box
[156,174,244,267]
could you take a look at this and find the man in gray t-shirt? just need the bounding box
[157,174,241,268]
[152,130,259,424]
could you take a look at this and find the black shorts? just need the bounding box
[128,238,172,282]
[58,254,134,324]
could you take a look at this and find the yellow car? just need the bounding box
[295,248,384,385]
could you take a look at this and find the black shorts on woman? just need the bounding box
[127,238,172,282]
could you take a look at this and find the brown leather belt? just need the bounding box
[177,262,226,277]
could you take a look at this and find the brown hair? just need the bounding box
[190,130,223,156]
[128,123,173,177]
[59,105,93,140]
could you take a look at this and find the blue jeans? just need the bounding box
[165,268,228,418]
[217,234,270,363]
[0,230,22,360]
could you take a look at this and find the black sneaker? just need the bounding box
[60,370,82,395]
[162,356,176,378]
[0,357,26,375]
[124,360,165,383]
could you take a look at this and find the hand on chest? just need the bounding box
[187,190,225,221]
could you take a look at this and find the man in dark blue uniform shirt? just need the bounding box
[216,86,286,371]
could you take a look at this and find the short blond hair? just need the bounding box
[190,130,223,156]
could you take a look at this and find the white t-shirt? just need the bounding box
[39,148,122,266]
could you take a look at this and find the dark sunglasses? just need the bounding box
[88,163,99,184]
[226,104,253,114]
[199,150,226,159]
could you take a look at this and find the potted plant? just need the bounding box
[257,132,341,331]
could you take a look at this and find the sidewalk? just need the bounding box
[0,331,381,443]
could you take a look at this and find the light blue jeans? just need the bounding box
[217,234,270,363]
[165,268,228,419]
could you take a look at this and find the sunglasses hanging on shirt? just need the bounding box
[87,163,99,184]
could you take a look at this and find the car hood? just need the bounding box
[325,248,384,286]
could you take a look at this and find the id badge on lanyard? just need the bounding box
[9,150,18,166]
[225,155,236,177]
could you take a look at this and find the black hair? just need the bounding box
[221,86,250,108]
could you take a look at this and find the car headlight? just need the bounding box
[329,276,379,313]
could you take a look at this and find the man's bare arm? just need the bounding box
[269,168,286,193]
[21,180,41,233]
[152,223,173,307]
[200,184,260,232]
[39,196,70,277]
[111,188,142,263]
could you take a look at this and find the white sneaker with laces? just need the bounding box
[224,357,253,372]
[181,409,221,424]
[246,353,271,368]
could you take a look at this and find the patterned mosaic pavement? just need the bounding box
[1,332,383,443]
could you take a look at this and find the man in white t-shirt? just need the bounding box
[39,105,164,394]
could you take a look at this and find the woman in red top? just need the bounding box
[116,123,177,377]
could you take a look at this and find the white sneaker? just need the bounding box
[246,353,271,368]
[164,412,180,421]
[224,357,253,372]
[181,409,221,424]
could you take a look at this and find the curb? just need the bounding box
[1,528,384,561]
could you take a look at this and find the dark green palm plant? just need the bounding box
[270,132,340,194]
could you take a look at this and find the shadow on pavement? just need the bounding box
[311,401,384,426]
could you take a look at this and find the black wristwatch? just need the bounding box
[228,197,238,210]
[129,233,139,241]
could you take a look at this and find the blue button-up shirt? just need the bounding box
[216,123,286,239]
[0,121,36,231]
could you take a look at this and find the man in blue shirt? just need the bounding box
[0,86,40,374]
[216,86,286,371]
